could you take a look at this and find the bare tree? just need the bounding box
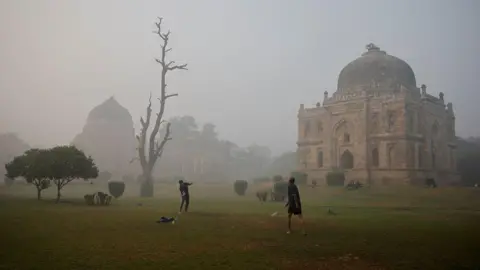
[136,17,187,197]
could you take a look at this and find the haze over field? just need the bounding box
[1,0,479,155]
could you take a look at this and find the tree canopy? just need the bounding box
[50,145,99,202]
[4,145,98,202]
[5,148,53,200]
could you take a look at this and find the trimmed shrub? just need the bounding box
[108,181,126,198]
[234,180,248,196]
[4,176,14,187]
[252,177,271,184]
[326,171,345,186]
[86,191,112,206]
[84,194,94,205]
[291,171,308,185]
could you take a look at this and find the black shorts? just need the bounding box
[288,206,302,215]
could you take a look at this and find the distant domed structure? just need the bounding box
[0,133,30,175]
[87,96,133,123]
[297,44,459,187]
[72,97,137,174]
[337,43,417,92]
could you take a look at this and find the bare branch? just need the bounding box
[155,58,164,66]
[163,30,171,40]
[165,93,179,99]
[167,63,188,71]
[154,122,172,159]
[137,17,188,196]
[137,92,153,170]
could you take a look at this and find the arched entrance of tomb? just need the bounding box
[340,150,354,169]
[331,119,355,168]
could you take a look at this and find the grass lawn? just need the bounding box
[0,182,479,270]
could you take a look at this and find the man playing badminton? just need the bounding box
[178,180,193,213]
[285,177,306,235]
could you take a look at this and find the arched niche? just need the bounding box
[340,150,354,169]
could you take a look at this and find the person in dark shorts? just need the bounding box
[285,177,306,235]
[178,180,193,213]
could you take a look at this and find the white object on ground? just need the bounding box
[271,211,278,217]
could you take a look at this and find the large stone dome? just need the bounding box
[337,44,417,92]
[87,96,133,123]
[72,96,137,174]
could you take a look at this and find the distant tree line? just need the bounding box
[456,137,480,186]
[155,115,289,182]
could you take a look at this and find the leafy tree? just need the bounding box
[200,123,218,141]
[50,145,99,203]
[136,17,188,197]
[264,151,296,177]
[4,149,52,200]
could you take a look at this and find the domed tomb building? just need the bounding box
[297,44,458,185]
[72,97,137,174]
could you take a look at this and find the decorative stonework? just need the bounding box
[387,110,396,132]
[297,45,458,186]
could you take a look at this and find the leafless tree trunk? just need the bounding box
[136,17,187,197]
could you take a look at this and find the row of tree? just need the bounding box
[4,145,99,202]
[456,137,480,186]
[154,115,295,182]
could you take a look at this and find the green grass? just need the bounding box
[1,182,479,270]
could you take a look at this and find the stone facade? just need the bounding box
[72,97,137,175]
[297,44,459,186]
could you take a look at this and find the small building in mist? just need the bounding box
[0,133,30,175]
[297,44,459,186]
[72,97,137,176]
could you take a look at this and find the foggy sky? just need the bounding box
[1,0,479,155]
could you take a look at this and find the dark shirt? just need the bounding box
[179,183,191,197]
[287,183,301,208]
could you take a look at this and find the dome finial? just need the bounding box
[366,43,380,51]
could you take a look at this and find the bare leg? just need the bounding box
[298,214,306,235]
[184,195,190,212]
[287,213,292,233]
[179,197,185,212]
